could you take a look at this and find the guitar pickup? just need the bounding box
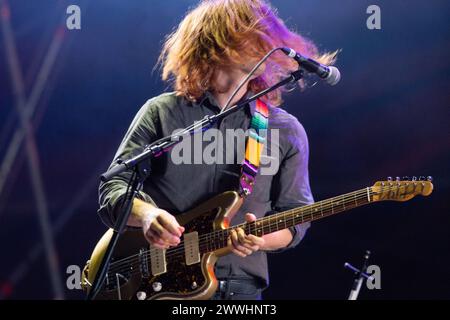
[149,245,167,276]
[139,248,150,278]
[184,231,201,266]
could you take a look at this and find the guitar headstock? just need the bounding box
[371,176,434,202]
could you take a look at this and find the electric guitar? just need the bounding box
[81,177,433,300]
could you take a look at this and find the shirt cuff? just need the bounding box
[98,188,155,229]
[266,222,311,254]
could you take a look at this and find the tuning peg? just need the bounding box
[395,176,401,181]
[427,176,433,182]
[412,176,417,181]
[387,176,393,181]
[402,176,410,181]
[419,176,426,181]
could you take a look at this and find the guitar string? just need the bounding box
[106,187,371,273]
[104,183,420,278]
[110,182,412,269]
[104,190,374,282]
[105,183,421,278]
[106,181,425,280]
[105,184,423,283]
[109,187,368,265]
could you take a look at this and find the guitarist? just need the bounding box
[98,0,335,300]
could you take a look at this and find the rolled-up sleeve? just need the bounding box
[98,100,159,228]
[268,117,314,252]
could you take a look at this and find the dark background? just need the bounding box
[0,0,449,299]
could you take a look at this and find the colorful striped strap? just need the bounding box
[239,98,269,197]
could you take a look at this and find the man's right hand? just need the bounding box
[141,207,185,249]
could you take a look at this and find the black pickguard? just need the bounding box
[98,208,220,300]
[91,191,241,300]
[140,207,219,299]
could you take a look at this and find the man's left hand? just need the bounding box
[228,213,265,257]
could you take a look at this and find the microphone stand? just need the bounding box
[86,69,305,300]
[345,250,374,300]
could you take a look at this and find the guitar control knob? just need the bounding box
[191,281,198,290]
[136,291,147,300]
[152,282,162,292]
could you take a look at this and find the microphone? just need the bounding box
[281,47,341,86]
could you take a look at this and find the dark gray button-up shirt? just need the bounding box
[98,91,313,287]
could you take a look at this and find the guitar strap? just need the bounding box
[239,98,269,197]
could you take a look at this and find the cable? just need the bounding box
[221,47,284,113]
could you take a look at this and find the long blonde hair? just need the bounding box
[159,0,336,106]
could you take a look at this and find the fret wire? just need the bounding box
[293,207,297,227]
[320,199,324,217]
[268,215,272,234]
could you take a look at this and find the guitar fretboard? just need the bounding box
[199,187,373,253]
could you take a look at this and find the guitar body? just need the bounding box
[82,178,433,300]
[82,191,243,300]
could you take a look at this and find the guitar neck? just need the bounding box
[201,187,373,253]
